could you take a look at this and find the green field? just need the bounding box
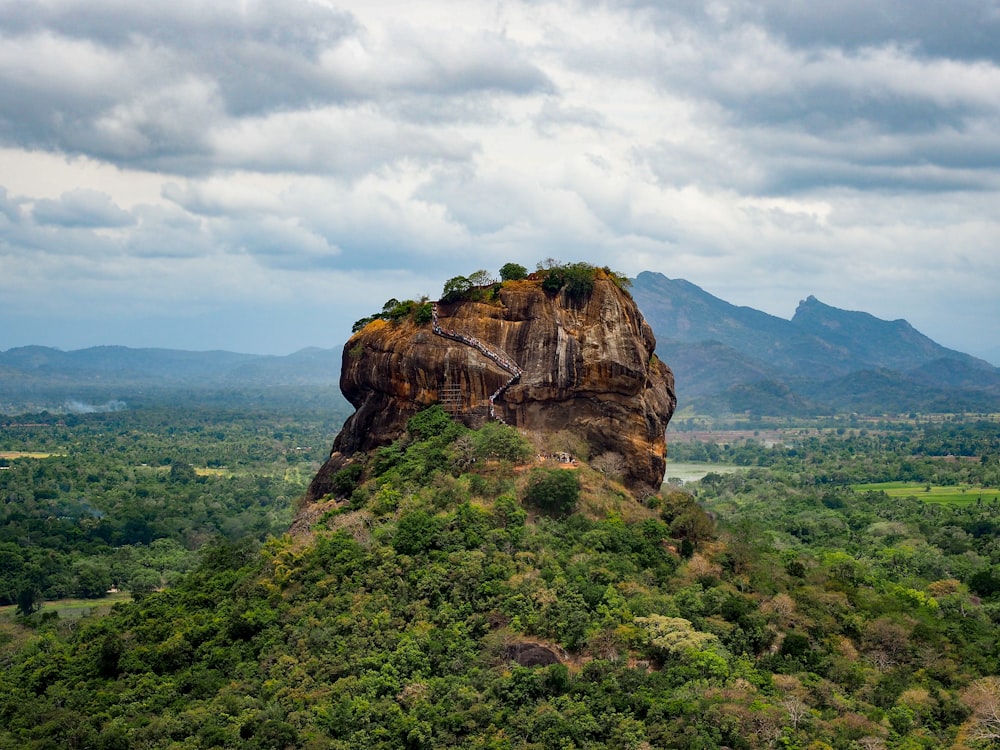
[0,592,132,622]
[0,451,62,459]
[664,461,743,483]
[853,481,1000,505]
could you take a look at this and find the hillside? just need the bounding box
[3,264,1000,748]
[631,272,1000,415]
[3,409,1000,748]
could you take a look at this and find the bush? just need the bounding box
[384,300,415,321]
[330,463,364,497]
[499,262,528,281]
[393,509,441,555]
[471,422,533,463]
[562,262,597,300]
[407,405,460,441]
[414,303,433,325]
[523,468,580,516]
[539,262,596,301]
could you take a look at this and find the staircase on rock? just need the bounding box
[431,302,522,423]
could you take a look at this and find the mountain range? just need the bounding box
[3,272,999,416]
[0,345,348,415]
[630,271,1000,415]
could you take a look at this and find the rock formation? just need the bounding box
[306,270,676,498]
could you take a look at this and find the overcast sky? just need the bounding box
[2,0,999,360]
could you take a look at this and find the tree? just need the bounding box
[74,560,112,598]
[441,275,472,303]
[523,468,580,516]
[592,452,625,483]
[962,676,1000,743]
[471,422,533,463]
[499,263,528,281]
[15,585,41,617]
[393,509,441,555]
[169,461,197,484]
[407,405,460,441]
[467,269,493,287]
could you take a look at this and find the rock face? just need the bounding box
[307,273,676,497]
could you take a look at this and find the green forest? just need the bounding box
[0,406,341,611]
[2,406,1000,749]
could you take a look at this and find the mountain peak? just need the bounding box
[306,272,676,499]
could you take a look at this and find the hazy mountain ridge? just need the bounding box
[631,271,1000,415]
[0,345,343,386]
[0,344,348,415]
[4,272,997,416]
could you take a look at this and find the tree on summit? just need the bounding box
[499,262,528,281]
[441,275,472,303]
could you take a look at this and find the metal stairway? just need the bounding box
[431,302,522,422]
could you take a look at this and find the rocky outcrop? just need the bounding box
[504,642,562,667]
[307,272,676,497]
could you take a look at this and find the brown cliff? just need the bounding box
[307,272,676,498]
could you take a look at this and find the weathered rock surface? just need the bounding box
[306,273,675,498]
[504,642,562,667]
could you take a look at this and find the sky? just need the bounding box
[1,0,999,360]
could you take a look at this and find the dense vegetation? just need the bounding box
[2,408,1000,748]
[435,261,633,309]
[0,406,337,612]
[352,298,434,333]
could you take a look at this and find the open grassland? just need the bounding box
[0,451,62,459]
[853,480,1000,505]
[0,592,132,625]
[664,461,743,483]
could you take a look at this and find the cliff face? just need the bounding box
[307,275,676,497]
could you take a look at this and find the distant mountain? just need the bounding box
[631,271,1000,415]
[790,295,988,373]
[0,345,348,415]
[5,272,998,418]
[980,346,1000,368]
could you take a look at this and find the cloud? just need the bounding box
[32,188,134,227]
[0,0,550,175]
[0,187,22,223]
[0,0,998,357]
[206,106,478,176]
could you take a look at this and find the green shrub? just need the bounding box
[539,262,596,301]
[330,463,364,497]
[385,300,415,321]
[407,405,460,441]
[603,266,632,293]
[471,422,533,463]
[414,302,433,325]
[523,468,580,516]
[562,262,597,300]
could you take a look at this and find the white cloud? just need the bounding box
[32,188,135,227]
[0,0,998,357]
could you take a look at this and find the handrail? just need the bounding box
[432,302,522,422]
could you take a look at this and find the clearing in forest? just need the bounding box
[853,481,1000,505]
